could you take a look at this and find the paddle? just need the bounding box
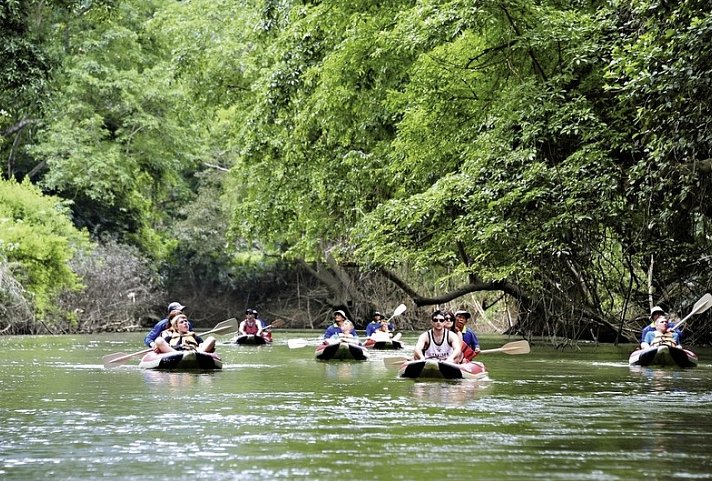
[102,317,238,367]
[287,338,318,349]
[387,304,407,322]
[262,319,286,330]
[669,293,712,332]
[478,339,530,355]
[382,340,531,369]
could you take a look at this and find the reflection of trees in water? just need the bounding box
[410,380,492,406]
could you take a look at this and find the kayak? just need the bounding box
[363,338,403,350]
[628,345,698,368]
[138,350,223,370]
[315,339,369,361]
[232,334,271,345]
[398,359,488,380]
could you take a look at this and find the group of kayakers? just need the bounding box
[321,307,481,364]
[144,302,275,354]
[412,309,480,364]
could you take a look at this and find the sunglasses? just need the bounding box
[432,318,445,323]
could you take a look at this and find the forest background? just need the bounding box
[2,0,712,345]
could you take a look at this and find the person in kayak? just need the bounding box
[335,320,360,342]
[144,301,194,351]
[154,313,216,353]
[365,311,385,337]
[640,305,682,345]
[641,316,681,349]
[238,309,264,337]
[454,310,480,361]
[413,310,462,363]
[323,310,350,338]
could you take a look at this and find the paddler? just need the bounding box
[413,310,462,363]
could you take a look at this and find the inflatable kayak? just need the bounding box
[138,350,223,370]
[628,345,698,368]
[315,339,369,361]
[363,338,403,350]
[232,334,271,345]
[398,359,488,380]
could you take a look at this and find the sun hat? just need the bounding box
[334,310,347,319]
[454,310,472,319]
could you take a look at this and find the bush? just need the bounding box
[57,238,165,333]
[0,178,89,319]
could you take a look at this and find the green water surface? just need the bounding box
[1,333,711,481]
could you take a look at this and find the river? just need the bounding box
[1,332,711,480]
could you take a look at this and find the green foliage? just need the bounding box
[30,0,198,257]
[0,178,90,314]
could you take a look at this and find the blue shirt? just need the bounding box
[643,329,679,346]
[365,322,380,336]
[641,323,682,343]
[462,329,479,350]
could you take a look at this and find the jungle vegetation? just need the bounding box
[2,0,711,343]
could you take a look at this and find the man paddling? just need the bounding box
[413,310,461,363]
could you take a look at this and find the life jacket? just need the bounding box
[243,321,259,335]
[461,341,478,361]
[650,331,677,348]
[168,331,200,350]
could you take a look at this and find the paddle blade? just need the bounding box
[692,293,712,315]
[479,340,530,355]
[392,304,407,317]
[287,339,309,349]
[102,352,131,367]
[267,319,286,329]
[199,318,238,336]
[102,347,152,367]
[673,293,712,331]
[383,356,409,369]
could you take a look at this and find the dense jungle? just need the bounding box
[2,0,712,345]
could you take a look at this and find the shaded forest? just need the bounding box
[2,0,712,344]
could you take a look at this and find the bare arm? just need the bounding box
[413,332,429,360]
[445,331,462,363]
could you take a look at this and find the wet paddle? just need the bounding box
[382,339,531,369]
[102,317,238,367]
[669,293,712,331]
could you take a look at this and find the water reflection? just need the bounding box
[410,379,492,406]
[321,362,368,382]
[628,365,687,392]
[142,369,218,392]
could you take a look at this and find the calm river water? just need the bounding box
[1,332,712,481]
